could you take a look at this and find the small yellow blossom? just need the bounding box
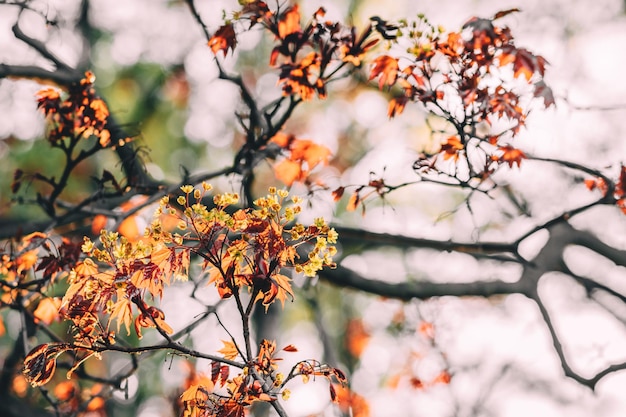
[81,238,94,253]
[282,389,291,400]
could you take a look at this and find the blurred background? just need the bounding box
[2,0,626,416]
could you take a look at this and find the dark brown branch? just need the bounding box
[320,264,530,300]
[569,227,626,268]
[12,23,71,71]
[532,291,626,390]
[334,226,520,259]
[88,341,244,369]
[0,63,81,84]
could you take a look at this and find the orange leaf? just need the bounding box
[269,132,294,148]
[23,343,69,386]
[180,375,214,408]
[274,159,302,186]
[218,340,240,360]
[33,297,62,325]
[209,23,237,56]
[346,192,359,212]
[289,139,331,168]
[282,344,298,352]
[409,377,424,389]
[584,179,597,191]
[109,297,133,336]
[271,273,294,308]
[332,187,345,201]
[388,96,408,118]
[369,55,399,90]
[334,384,370,417]
[346,319,370,357]
[493,8,520,20]
[278,5,301,39]
[74,258,99,277]
[498,145,526,168]
[440,136,464,161]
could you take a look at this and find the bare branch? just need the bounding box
[0,63,81,84]
[12,22,71,71]
[532,292,626,390]
[320,264,530,300]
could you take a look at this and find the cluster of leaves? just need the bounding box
[207,1,384,192]
[12,72,131,217]
[0,232,81,331]
[20,184,338,415]
[212,2,378,101]
[585,165,626,213]
[36,71,113,148]
[180,341,346,417]
[343,10,556,210]
[269,132,332,187]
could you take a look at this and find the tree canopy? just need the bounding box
[2,1,626,416]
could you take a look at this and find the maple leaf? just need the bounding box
[180,375,214,416]
[290,139,331,168]
[332,187,345,201]
[278,5,301,39]
[269,273,294,308]
[273,137,332,186]
[369,55,399,90]
[346,192,361,212]
[388,96,408,118]
[23,343,70,386]
[209,23,237,56]
[218,340,240,360]
[496,145,526,168]
[278,52,324,100]
[500,47,547,81]
[333,384,370,417]
[440,136,464,161]
[36,88,61,116]
[533,80,555,108]
[109,296,133,336]
[33,297,62,325]
[241,0,272,28]
[211,361,230,386]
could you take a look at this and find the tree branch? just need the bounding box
[12,22,71,71]
[320,264,529,300]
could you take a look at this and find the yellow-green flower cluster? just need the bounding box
[82,230,151,265]
[153,184,338,282]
